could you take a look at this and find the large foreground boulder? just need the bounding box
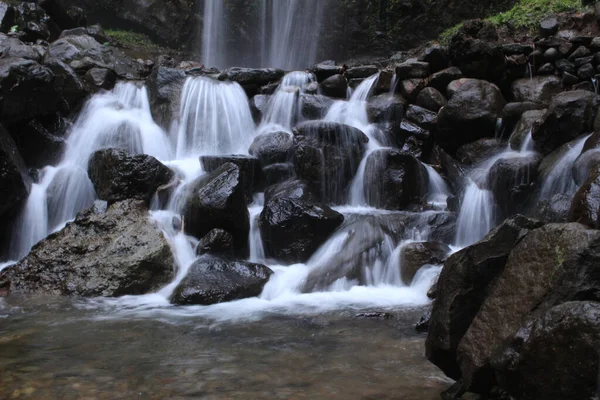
[532,90,600,155]
[0,124,31,219]
[363,149,428,210]
[293,121,368,203]
[259,180,344,264]
[182,163,250,253]
[493,301,600,400]
[0,200,174,297]
[426,215,544,380]
[171,255,273,305]
[457,223,600,392]
[88,148,174,205]
[437,79,506,153]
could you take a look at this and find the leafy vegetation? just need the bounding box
[105,29,158,49]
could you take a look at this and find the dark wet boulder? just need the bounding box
[9,119,65,169]
[363,148,428,210]
[44,58,87,111]
[456,138,503,165]
[492,301,600,400]
[437,79,506,153]
[320,74,348,99]
[345,65,378,80]
[88,148,174,206]
[532,90,600,155]
[426,215,544,380]
[0,124,31,219]
[397,78,426,102]
[535,194,571,223]
[510,76,562,105]
[428,67,463,93]
[397,120,430,145]
[501,102,546,140]
[182,163,250,254]
[0,200,174,297]
[572,149,600,185]
[260,179,343,264]
[262,163,295,187]
[83,67,116,90]
[569,166,600,227]
[488,153,542,217]
[367,93,405,124]
[416,87,447,112]
[405,104,437,131]
[226,68,284,87]
[0,34,46,61]
[171,255,273,306]
[310,62,343,82]
[146,66,187,128]
[508,109,546,150]
[38,0,87,30]
[0,57,60,124]
[13,2,57,42]
[457,223,600,393]
[300,94,334,120]
[195,229,236,257]
[200,155,261,202]
[448,27,505,83]
[419,44,449,73]
[293,121,368,204]
[249,131,293,166]
[395,59,430,80]
[400,241,450,285]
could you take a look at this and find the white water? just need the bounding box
[539,134,591,200]
[424,164,451,210]
[200,0,225,68]
[259,71,315,133]
[248,194,266,263]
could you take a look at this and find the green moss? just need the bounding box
[438,0,588,44]
[105,29,158,49]
[487,0,585,28]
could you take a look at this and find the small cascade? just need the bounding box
[176,77,256,158]
[539,134,591,200]
[520,130,535,153]
[259,71,316,133]
[9,83,170,260]
[423,164,451,210]
[248,194,266,263]
[389,74,398,94]
[593,77,599,94]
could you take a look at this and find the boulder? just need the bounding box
[367,93,404,124]
[501,102,546,139]
[400,241,450,285]
[405,104,437,131]
[88,148,174,205]
[397,78,426,102]
[44,58,87,111]
[488,153,542,217]
[249,131,293,166]
[182,163,250,254]
[456,138,503,165]
[38,0,87,30]
[262,162,295,187]
[448,28,505,83]
[345,65,379,79]
[510,76,562,105]
[426,215,544,380]
[532,90,600,155]
[13,2,57,42]
[320,74,348,98]
[260,179,343,264]
[0,200,174,297]
[9,119,65,169]
[0,34,45,61]
[457,223,600,392]
[293,121,368,204]
[363,148,429,210]
[0,124,31,219]
[416,87,447,112]
[437,79,506,153]
[196,229,236,257]
[569,166,600,227]
[146,66,187,127]
[310,62,343,82]
[226,68,285,87]
[395,59,430,80]
[493,301,600,400]
[200,155,261,202]
[508,109,546,150]
[428,67,463,93]
[572,149,600,185]
[419,44,449,73]
[397,120,430,144]
[534,194,571,223]
[0,57,60,124]
[83,67,116,90]
[171,255,273,305]
[300,94,334,120]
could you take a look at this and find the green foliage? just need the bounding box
[105,29,158,49]
[439,23,463,45]
[486,0,585,28]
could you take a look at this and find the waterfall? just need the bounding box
[424,164,451,210]
[248,194,266,263]
[539,134,591,200]
[9,83,171,260]
[176,76,256,158]
[259,71,316,133]
[201,0,226,68]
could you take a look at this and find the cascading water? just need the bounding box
[539,134,591,200]
[200,0,225,68]
[259,71,316,134]
[424,164,451,210]
[9,83,171,260]
[176,76,256,158]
